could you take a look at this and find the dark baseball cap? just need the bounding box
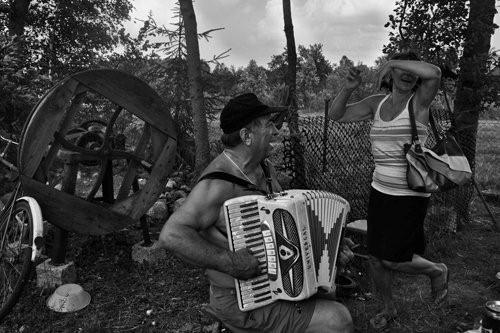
[220,93,287,134]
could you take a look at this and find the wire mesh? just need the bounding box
[207,108,497,231]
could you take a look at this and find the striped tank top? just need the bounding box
[370,94,430,197]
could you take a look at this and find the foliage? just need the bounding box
[0,0,134,77]
[267,44,334,111]
[111,5,226,167]
[384,0,498,115]
[383,0,468,68]
[0,34,51,136]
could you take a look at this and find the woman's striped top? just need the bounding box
[369,94,430,197]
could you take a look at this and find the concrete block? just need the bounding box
[346,219,367,235]
[36,259,77,289]
[132,240,166,264]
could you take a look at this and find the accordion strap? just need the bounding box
[198,171,268,195]
[198,159,274,196]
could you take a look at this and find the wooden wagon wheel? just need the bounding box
[18,69,177,235]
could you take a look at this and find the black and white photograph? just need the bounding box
[0,0,499,332]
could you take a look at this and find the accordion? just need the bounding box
[223,189,350,311]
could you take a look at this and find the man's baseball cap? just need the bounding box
[220,93,287,134]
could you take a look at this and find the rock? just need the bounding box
[174,190,187,199]
[180,185,191,193]
[202,322,221,333]
[165,178,177,190]
[137,178,146,187]
[146,200,168,220]
[173,198,186,212]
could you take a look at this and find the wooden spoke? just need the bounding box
[116,124,151,201]
[19,69,177,235]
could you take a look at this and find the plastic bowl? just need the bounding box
[47,284,91,313]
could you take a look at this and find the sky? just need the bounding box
[123,0,500,69]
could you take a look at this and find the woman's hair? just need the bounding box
[383,51,422,91]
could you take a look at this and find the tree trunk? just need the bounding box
[282,0,305,188]
[452,0,497,230]
[6,0,30,38]
[179,0,210,173]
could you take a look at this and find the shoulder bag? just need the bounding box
[404,97,472,193]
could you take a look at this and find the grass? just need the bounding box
[1,201,498,332]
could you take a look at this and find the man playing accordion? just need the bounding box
[159,93,353,333]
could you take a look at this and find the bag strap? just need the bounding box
[407,96,421,146]
[428,112,442,140]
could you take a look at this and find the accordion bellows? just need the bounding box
[223,190,350,311]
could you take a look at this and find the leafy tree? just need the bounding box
[268,50,289,87]
[236,59,271,98]
[207,63,240,96]
[0,0,133,77]
[326,55,375,103]
[383,0,468,68]
[298,43,333,89]
[297,56,319,111]
[0,34,50,135]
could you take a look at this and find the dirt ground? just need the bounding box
[1,201,499,333]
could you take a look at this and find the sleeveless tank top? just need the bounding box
[369,94,431,197]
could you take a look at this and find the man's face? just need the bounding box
[249,114,280,157]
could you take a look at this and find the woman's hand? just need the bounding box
[345,67,362,91]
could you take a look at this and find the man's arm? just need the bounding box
[158,179,260,280]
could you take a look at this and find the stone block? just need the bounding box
[132,240,166,264]
[36,259,77,289]
[146,199,169,220]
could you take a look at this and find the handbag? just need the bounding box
[404,97,472,193]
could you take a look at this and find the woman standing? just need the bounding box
[328,52,449,329]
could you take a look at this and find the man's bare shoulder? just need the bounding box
[178,178,239,218]
[168,178,237,230]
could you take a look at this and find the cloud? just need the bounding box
[127,0,500,68]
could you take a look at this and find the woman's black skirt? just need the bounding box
[367,187,430,263]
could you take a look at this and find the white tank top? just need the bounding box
[369,94,430,197]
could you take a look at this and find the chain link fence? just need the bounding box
[207,109,498,231]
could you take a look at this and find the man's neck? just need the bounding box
[223,147,262,174]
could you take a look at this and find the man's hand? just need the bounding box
[228,248,261,280]
[345,67,362,91]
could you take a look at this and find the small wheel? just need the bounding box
[0,200,34,322]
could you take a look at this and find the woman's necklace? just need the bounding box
[223,150,254,184]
